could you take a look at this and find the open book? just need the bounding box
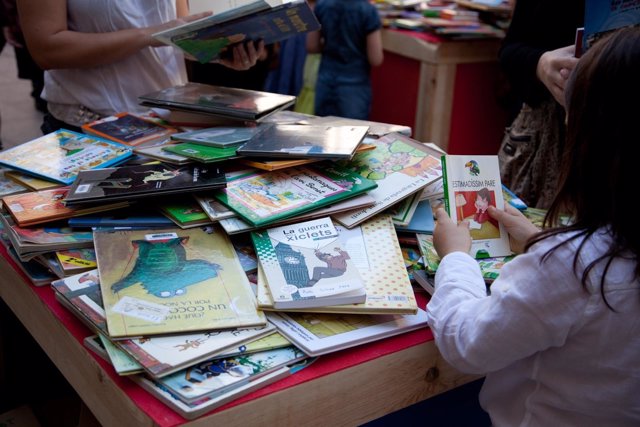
[153,0,320,64]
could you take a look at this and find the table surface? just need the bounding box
[0,242,478,427]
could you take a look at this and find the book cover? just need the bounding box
[156,346,306,404]
[83,334,144,376]
[212,331,291,359]
[0,129,133,184]
[153,0,320,64]
[300,115,412,138]
[67,209,175,228]
[441,154,511,258]
[3,170,62,191]
[94,227,265,338]
[133,144,192,165]
[0,168,29,198]
[138,82,296,122]
[64,163,226,205]
[236,125,369,160]
[159,200,214,229]
[394,199,435,234]
[194,195,237,222]
[162,143,239,163]
[251,217,366,309]
[213,164,378,227]
[81,112,177,147]
[54,248,97,276]
[51,269,107,332]
[171,125,266,148]
[387,191,422,227]
[267,308,429,357]
[332,133,443,229]
[256,215,418,315]
[584,0,640,50]
[2,187,129,227]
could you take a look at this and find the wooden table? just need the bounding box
[371,29,507,155]
[0,243,478,426]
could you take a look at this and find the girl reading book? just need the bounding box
[428,27,640,426]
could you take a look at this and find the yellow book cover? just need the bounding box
[257,215,418,315]
[95,227,265,338]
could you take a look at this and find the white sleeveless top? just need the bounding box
[44,0,187,126]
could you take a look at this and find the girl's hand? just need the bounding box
[433,208,472,257]
[487,205,539,254]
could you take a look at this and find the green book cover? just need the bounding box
[213,164,378,227]
[163,143,239,163]
[159,200,211,227]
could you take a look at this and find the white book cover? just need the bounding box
[251,217,366,309]
[442,155,511,258]
[267,308,429,357]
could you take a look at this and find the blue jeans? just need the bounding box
[314,79,372,120]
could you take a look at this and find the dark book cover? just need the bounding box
[64,163,226,205]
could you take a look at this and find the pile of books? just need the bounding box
[0,74,525,419]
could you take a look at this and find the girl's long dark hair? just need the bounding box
[526,27,640,307]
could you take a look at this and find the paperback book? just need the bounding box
[81,112,177,147]
[138,82,296,122]
[171,125,267,148]
[236,125,369,160]
[83,334,143,376]
[94,227,265,338]
[213,164,377,227]
[0,129,132,184]
[3,170,62,191]
[162,143,240,163]
[251,217,366,309]
[256,215,418,315]
[133,143,192,165]
[267,308,429,357]
[63,163,226,205]
[332,133,443,228]
[441,154,511,258]
[152,0,320,64]
[159,199,214,229]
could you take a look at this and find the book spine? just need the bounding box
[440,155,450,216]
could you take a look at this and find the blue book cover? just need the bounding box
[584,0,640,50]
[153,0,320,64]
[0,129,133,185]
[394,199,435,234]
[68,212,174,228]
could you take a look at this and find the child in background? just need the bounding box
[306,0,383,120]
[428,27,640,426]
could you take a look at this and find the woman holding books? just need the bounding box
[16,0,265,133]
[428,27,640,426]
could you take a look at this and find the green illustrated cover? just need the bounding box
[163,143,239,163]
[213,164,378,227]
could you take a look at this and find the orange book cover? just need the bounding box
[82,112,178,147]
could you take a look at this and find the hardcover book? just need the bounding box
[63,163,226,205]
[213,164,378,227]
[267,308,429,357]
[0,168,29,198]
[67,209,175,228]
[162,143,240,163]
[171,125,267,148]
[138,82,296,122]
[94,227,265,338]
[256,215,418,315]
[159,200,214,229]
[236,125,369,160]
[152,0,320,64]
[441,154,511,258]
[2,187,129,227]
[0,129,132,184]
[332,133,443,228]
[81,112,177,147]
[133,144,192,165]
[251,217,366,309]
[3,170,61,191]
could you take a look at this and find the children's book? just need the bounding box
[83,334,144,376]
[52,269,275,378]
[159,200,214,229]
[36,248,97,278]
[67,209,175,228]
[332,133,443,229]
[5,244,58,286]
[251,217,367,309]
[236,125,369,160]
[583,0,640,50]
[194,195,237,223]
[132,358,315,420]
[152,0,320,64]
[213,164,377,227]
[155,346,306,404]
[171,125,267,148]
[3,170,61,192]
[394,199,435,234]
[441,154,511,258]
[0,129,133,185]
[212,331,291,359]
[267,308,429,357]
[94,227,265,338]
[138,82,296,122]
[2,187,129,227]
[300,115,412,138]
[0,168,29,198]
[63,163,226,205]
[387,191,422,227]
[81,112,178,147]
[256,215,418,315]
[162,143,240,163]
[133,144,192,165]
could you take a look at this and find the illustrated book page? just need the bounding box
[442,154,511,258]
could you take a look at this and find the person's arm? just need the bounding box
[366,29,383,67]
[16,0,208,70]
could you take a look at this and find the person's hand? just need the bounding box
[433,208,472,258]
[487,205,539,254]
[144,12,213,48]
[216,40,266,71]
[536,44,579,107]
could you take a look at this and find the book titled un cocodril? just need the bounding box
[441,154,511,258]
